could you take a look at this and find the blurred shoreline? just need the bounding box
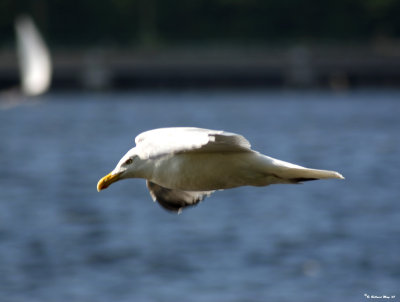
[2,44,400,90]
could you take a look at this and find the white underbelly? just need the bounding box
[150,152,268,191]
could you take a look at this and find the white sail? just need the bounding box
[15,15,52,96]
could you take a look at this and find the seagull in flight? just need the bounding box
[97,127,344,213]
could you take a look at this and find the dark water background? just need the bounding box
[0,90,399,302]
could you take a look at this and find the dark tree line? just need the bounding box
[1,0,400,48]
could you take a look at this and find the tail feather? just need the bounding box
[267,157,344,181]
[295,168,344,179]
[282,167,344,182]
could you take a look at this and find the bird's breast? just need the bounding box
[150,152,261,191]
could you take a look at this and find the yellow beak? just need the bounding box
[97,172,121,192]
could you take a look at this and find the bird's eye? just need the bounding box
[124,158,133,165]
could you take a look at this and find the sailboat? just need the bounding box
[0,15,52,108]
[15,15,52,96]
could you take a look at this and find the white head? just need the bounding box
[97,147,147,191]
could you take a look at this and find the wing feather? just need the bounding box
[135,127,252,159]
[146,181,214,213]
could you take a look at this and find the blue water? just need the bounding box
[0,90,399,302]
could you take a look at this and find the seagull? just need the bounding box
[97,127,344,213]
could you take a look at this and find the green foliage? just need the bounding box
[0,0,399,47]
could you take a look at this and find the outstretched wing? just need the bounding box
[135,127,252,159]
[146,181,215,213]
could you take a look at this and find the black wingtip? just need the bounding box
[290,177,319,183]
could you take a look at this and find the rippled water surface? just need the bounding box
[1,90,399,301]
